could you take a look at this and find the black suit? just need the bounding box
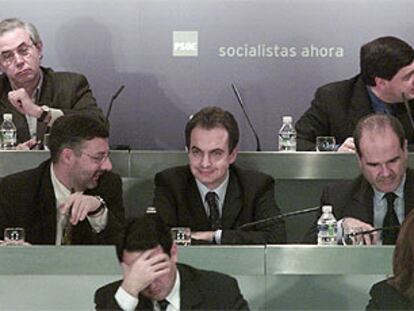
[0,160,124,244]
[295,74,414,151]
[153,165,286,245]
[367,279,414,310]
[0,67,104,143]
[94,263,249,310]
[305,169,414,243]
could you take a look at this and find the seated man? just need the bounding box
[153,106,286,245]
[295,36,414,152]
[0,18,104,147]
[0,114,124,245]
[306,114,414,245]
[94,215,250,310]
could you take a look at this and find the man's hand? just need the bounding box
[342,217,379,245]
[191,231,215,242]
[59,193,103,225]
[16,138,39,150]
[8,89,42,118]
[337,137,356,153]
[121,249,171,297]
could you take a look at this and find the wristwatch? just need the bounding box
[88,196,107,216]
[38,105,50,123]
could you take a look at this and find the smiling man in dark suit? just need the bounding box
[94,215,249,310]
[0,114,124,245]
[153,106,286,245]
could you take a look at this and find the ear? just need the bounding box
[228,145,239,164]
[59,148,75,165]
[35,41,43,59]
[170,243,178,264]
[374,76,387,89]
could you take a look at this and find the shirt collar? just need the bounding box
[196,170,229,204]
[158,269,180,310]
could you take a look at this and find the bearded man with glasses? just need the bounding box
[0,114,125,245]
[0,18,104,148]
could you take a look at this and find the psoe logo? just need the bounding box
[173,31,198,57]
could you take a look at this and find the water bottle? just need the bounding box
[278,116,296,151]
[317,205,337,245]
[0,113,17,150]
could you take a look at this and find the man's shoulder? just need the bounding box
[42,67,87,82]
[230,164,274,184]
[316,74,364,97]
[156,165,191,181]
[95,279,122,297]
[0,160,49,186]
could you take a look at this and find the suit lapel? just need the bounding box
[349,177,374,224]
[178,265,202,310]
[36,69,53,140]
[221,168,242,229]
[348,80,373,132]
[187,174,210,230]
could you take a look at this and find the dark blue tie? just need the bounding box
[206,192,221,230]
[382,192,400,245]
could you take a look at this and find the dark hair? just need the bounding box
[389,209,414,299]
[361,36,414,86]
[48,114,109,163]
[116,215,173,262]
[353,114,405,157]
[185,106,239,153]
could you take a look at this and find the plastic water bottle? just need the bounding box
[317,205,337,245]
[0,113,17,150]
[278,116,296,151]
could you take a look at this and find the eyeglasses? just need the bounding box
[81,151,111,165]
[0,42,35,66]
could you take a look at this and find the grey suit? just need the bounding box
[0,67,104,143]
[295,74,414,151]
[153,164,286,245]
[94,263,250,310]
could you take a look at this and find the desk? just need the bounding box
[0,245,392,310]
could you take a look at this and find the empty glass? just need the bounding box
[171,227,191,246]
[342,226,364,246]
[4,227,25,245]
[316,136,336,151]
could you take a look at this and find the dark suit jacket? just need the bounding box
[0,160,124,244]
[367,279,414,310]
[304,168,414,243]
[295,74,414,151]
[0,67,104,143]
[153,164,286,245]
[94,263,249,310]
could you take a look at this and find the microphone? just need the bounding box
[348,225,400,237]
[105,85,125,123]
[231,83,262,151]
[402,92,414,131]
[239,206,320,230]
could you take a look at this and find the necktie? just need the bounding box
[205,192,221,230]
[157,299,169,311]
[382,192,400,245]
[61,216,72,245]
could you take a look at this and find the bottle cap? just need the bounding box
[146,206,157,214]
[322,205,332,213]
[282,116,293,124]
[3,113,12,121]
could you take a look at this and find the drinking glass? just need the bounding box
[316,136,336,151]
[4,227,25,245]
[342,226,364,246]
[171,227,191,246]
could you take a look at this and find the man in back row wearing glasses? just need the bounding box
[0,17,104,148]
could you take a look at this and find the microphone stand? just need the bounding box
[239,206,320,230]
